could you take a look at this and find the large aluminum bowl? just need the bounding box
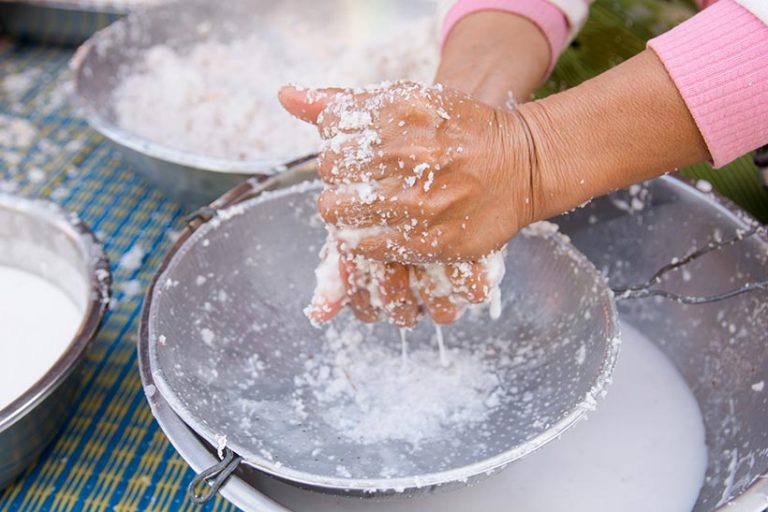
[71,0,437,208]
[140,175,620,497]
[0,194,111,490]
[138,175,768,511]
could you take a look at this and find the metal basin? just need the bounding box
[138,175,768,511]
[140,177,620,497]
[0,194,111,490]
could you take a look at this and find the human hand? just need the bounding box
[279,81,533,264]
[304,231,505,328]
[287,50,710,329]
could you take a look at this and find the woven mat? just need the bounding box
[0,1,766,511]
[0,41,232,512]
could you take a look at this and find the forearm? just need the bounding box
[436,11,551,107]
[517,49,709,220]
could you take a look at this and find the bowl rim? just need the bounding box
[0,193,112,431]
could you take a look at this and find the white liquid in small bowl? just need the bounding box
[0,265,84,411]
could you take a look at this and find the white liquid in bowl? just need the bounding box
[0,265,84,411]
[261,322,708,512]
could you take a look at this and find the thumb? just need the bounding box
[278,85,344,125]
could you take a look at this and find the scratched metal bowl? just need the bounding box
[138,175,768,511]
[70,0,437,208]
[0,194,111,490]
[139,176,620,498]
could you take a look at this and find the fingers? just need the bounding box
[378,263,421,327]
[339,256,421,327]
[307,245,488,327]
[278,85,345,125]
[339,256,380,323]
[446,261,490,304]
[317,139,386,184]
[318,178,411,228]
[305,295,344,327]
[353,230,440,264]
[304,237,349,326]
[413,266,465,325]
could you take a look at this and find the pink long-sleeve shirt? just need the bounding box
[442,0,768,167]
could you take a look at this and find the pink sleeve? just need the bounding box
[648,0,768,167]
[441,0,569,75]
[441,0,716,77]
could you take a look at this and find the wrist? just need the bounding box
[513,99,585,221]
[436,11,551,107]
[491,107,539,234]
[513,50,710,221]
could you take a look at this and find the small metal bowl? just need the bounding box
[0,194,111,490]
[70,0,437,208]
[0,0,128,46]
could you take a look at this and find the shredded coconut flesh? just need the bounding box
[118,243,146,272]
[112,22,437,161]
[293,320,502,446]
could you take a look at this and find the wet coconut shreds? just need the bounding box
[306,81,506,329]
[293,321,503,446]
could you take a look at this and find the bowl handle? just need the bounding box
[612,226,768,304]
[187,447,243,505]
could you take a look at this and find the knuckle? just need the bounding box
[317,110,340,137]
[317,155,340,183]
[317,192,340,224]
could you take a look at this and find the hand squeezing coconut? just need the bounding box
[279,82,514,327]
[306,231,506,327]
[276,2,761,326]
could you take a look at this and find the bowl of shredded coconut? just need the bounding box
[72,0,440,206]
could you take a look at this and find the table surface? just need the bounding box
[0,1,767,511]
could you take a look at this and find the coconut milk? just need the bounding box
[0,265,83,411]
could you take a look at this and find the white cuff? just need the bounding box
[547,0,590,41]
[735,0,768,24]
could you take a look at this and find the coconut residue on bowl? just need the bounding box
[0,265,83,410]
[293,320,505,446]
[111,19,437,161]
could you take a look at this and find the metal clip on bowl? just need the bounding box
[613,226,768,304]
[181,154,317,505]
[187,448,243,505]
